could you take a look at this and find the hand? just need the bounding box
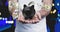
[17,12,41,24]
[28,12,41,24]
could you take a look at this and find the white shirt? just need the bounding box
[15,0,47,32]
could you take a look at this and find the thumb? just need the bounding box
[36,12,41,20]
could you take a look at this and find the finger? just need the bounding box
[33,18,39,22]
[18,14,25,21]
[22,19,32,24]
[18,17,25,21]
[33,15,40,21]
[32,16,39,23]
[36,12,41,20]
[28,20,33,24]
[34,13,37,18]
[31,20,39,24]
[32,20,37,24]
[24,20,29,23]
[21,21,27,24]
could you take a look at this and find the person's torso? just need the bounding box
[15,0,47,32]
[16,17,47,32]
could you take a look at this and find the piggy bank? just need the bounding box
[22,4,35,20]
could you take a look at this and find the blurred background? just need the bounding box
[0,0,60,32]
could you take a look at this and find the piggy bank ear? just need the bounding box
[24,4,27,8]
[30,5,34,9]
